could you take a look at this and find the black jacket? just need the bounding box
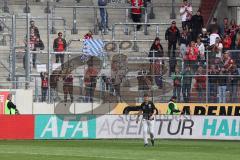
[191,15,204,31]
[53,38,67,51]
[165,27,180,43]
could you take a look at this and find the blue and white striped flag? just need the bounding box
[82,39,105,57]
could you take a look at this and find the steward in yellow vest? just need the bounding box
[5,94,17,115]
[166,96,181,115]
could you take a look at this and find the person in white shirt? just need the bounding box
[180,0,192,29]
[196,37,205,66]
[209,32,220,46]
[214,37,223,58]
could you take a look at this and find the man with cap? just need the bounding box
[166,96,181,115]
[165,21,180,76]
[136,93,157,147]
[53,32,67,67]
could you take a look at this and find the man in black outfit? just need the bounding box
[191,10,204,41]
[165,21,180,76]
[136,93,157,147]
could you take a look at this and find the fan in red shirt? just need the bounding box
[185,41,199,71]
[129,0,143,31]
[222,34,232,52]
[223,51,234,71]
[53,32,67,67]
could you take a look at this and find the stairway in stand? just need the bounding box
[199,0,218,26]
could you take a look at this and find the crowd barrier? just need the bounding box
[0,115,240,140]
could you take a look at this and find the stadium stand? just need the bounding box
[1,0,240,115]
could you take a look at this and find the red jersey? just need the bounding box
[223,37,232,49]
[186,47,199,61]
[131,0,143,14]
[57,39,64,52]
[42,79,48,88]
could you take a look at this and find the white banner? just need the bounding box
[52,63,62,71]
[96,115,240,140]
[36,64,47,73]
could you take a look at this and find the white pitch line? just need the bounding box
[0,151,139,160]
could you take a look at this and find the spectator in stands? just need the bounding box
[191,9,204,41]
[210,37,223,63]
[23,34,36,69]
[209,28,220,47]
[217,64,228,103]
[196,37,205,66]
[137,69,151,102]
[32,37,44,68]
[229,19,238,40]
[223,51,234,72]
[40,72,48,102]
[234,29,240,50]
[185,41,199,72]
[165,21,180,76]
[53,32,67,67]
[223,34,232,52]
[50,70,60,102]
[194,66,206,102]
[208,64,218,103]
[220,18,230,37]
[63,70,74,104]
[30,20,40,38]
[207,18,220,34]
[165,21,180,57]
[229,65,239,103]
[172,67,182,102]
[182,65,193,102]
[98,0,110,33]
[129,0,143,31]
[148,37,164,88]
[200,28,210,49]
[180,0,192,29]
[111,61,123,102]
[235,51,240,75]
[179,28,191,58]
[84,64,98,102]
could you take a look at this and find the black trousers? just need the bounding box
[55,54,64,65]
[131,13,142,30]
[168,42,177,74]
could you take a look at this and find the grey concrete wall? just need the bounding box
[228,0,240,7]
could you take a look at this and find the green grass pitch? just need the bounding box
[0,140,239,160]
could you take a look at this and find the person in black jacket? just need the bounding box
[30,20,40,38]
[165,21,180,76]
[191,10,204,41]
[53,32,67,66]
[32,37,44,68]
[148,37,164,88]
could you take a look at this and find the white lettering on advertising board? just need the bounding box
[96,115,240,140]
